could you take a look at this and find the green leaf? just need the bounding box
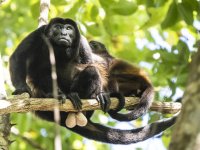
[160,50,179,64]
[167,78,176,97]
[183,0,200,11]
[176,40,190,62]
[145,0,154,8]
[90,5,99,20]
[156,0,168,7]
[177,2,194,25]
[161,1,179,29]
[111,0,137,16]
[103,14,134,36]
[162,130,171,147]
[51,0,69,5]
[30,1,39,19]
[63,0,84,19]
[181,0,200,20]
[99,0,114,9]
[85,23,101,36]
[137,0,146,5]
[141,0,172,29]
[177,73,188,86]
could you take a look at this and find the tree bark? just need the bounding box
[0,56,10,150]
[169,48,200,150]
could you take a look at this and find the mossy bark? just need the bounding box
[169,48,200,150]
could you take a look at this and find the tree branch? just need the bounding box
[38,0,50,27]
[0,93,181,115]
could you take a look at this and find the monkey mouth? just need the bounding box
[59,38,69,42]
[58,38,71,46]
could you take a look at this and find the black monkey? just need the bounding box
[10,17,177,144]
[10,18,104,109]
[9,17,109,121]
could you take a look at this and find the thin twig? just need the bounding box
[42,32,61,150]
[38,0,61,149]
[38,0,50,27]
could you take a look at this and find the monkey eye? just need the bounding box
[66,26,72,30]
[54,24,62,29]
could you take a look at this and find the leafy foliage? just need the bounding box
[0,0,199,149]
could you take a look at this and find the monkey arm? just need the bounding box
[79,35,93,64]
[9,26,45,96]
[9,52,29,94]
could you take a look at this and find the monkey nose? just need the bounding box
[61,28,68,35]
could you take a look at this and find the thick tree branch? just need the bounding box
[0,93,181,115]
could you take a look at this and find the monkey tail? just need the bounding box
[65,113,178,144]
[109,86,154,121]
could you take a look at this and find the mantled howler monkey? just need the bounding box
[9,17,108,121]
[89,40,154,121]
[10,17,177,144]
[10,18,105,109]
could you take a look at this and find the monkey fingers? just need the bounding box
[57,94,67,104]
[12,85,32,97]
[44,91,66,103]
[56,90,67,104]
[96,92,111,113]
[67,92,82,110]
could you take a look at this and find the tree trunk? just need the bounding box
[0,56,10,150]
[169,48,200,150]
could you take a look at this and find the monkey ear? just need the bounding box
[43,24,51,36]
[43,18,57,35]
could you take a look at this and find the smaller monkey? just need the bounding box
[89,40,154,121]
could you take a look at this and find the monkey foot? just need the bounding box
[67,92,82,110]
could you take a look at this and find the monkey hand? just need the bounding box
[12,85,32,97]
[96,92,111,113]
[57,88,67,103]
[65,112,87,128]
[44,89,66,103]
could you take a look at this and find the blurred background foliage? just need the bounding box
[0,0,199,149]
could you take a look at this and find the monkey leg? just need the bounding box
[70,65,110,112]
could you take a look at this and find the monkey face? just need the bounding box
[48,23,75,47]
